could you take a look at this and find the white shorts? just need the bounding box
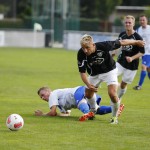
[87,68,118,87]
[116,62,137,84]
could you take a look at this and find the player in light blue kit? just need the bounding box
[35,86,123,121]
[133,15,150,90]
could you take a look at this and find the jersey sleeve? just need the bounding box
[135,32,145,54]
[77,49,87,73]
[48,91,59,109]
[98,40,121,51]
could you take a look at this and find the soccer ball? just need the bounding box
[6,114,24,131]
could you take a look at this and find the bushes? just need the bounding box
[0,19,24,29]
[0,18,32,29]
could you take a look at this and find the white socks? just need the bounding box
[87,93,98,111]
[118,87,127,102]
[111,101,120,117]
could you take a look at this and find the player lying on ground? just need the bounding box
[35,86,124,121]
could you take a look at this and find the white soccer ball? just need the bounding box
[6,114,24,131]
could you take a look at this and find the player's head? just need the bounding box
[139,15,148,28]
[37,87,51,101]
[124,15,135,31]
[80,34,96,55]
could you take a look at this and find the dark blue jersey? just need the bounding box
[77,40,121,76]
[117,31,145,70]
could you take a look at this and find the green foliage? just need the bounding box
[0,19,24,29]
[17,0,32,19]
[143,6,150,19]
[113,18,123,26]
[94,0,122,31]
[0,4,9,14]
[0,47,149,150]
[80,0,122,20]
[97,0,122,19]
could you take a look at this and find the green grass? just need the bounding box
[0,47,149,150]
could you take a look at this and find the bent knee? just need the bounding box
[85,89,94,99]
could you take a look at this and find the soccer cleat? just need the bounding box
[110,117,118,124]
[90,108,97,114]
[79,112,95,121]
[133,85,142,90]
[117,104,125,117]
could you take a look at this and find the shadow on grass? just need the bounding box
[22,113,81,121]
[22,113,108,124]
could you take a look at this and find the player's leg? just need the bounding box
[133,64,146,90]
[118,81,127,102]
[96,106,112,115]
[105,68,120,124]
[147,67,150,79]
[147,55,150,79]
[96,93,124,117]
[138,65,147,86]
[108,84,120,124]
[74,86,95,121]
[116,62,127,102]
[118,69,137,102]
[77,99,95,121]
[85,89,99,113]
[85,75,101,113]
[94,94,112,115]
[96,104,124,117]
[134,55,150,90]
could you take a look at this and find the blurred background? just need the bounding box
[0,0,150,49]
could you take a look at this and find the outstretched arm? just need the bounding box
[119,39,145,47]
[34,105,57,116]
[34,106,71,117]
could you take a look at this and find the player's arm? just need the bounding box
[119,39,145,47]
[80,72,98,92]
[35,106,71,117]
[126,52,144,63]
[34,105,57,116]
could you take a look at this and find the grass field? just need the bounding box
[0,47,149,150]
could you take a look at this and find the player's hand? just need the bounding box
[87,84,98,92]
[136,40,145,47]
[34,110,43,116]
[126,56,133,63]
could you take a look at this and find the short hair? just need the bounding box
[139,14,148,21]
[80,34,93,46]
[124,15,135,24]
[140,14,147,18]
[37,87,50,95]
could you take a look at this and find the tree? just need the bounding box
[80,0,122,31]
[16,0,31,19]
[80,0,95,18]
[143,7,150,19]
[95,0,122,31]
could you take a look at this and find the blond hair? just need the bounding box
[80,34,93,46]
[37,87,51,95]
[124,15,135,24]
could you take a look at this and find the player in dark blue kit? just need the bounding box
[77,34,145,124]
[116,15,145,104]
